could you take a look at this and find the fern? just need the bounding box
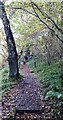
[45,90,63,100]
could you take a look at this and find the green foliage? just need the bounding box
[0,65,23,94]
[0,66,11,92]
[45,90,63,100]
[28,59,63,118]
[28,59,62,100]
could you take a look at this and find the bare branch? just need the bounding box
[0,52,6,58]
[11,7,37,17]
[0,44,8,51]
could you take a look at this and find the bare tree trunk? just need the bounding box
[45,40,51,65]
[0,1,19,78]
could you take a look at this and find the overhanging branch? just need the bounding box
[31,1,63,33]
[10,3,63,42]
[11,6,37,17]
[31,1,63,43]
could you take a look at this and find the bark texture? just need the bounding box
[0,1,19,77]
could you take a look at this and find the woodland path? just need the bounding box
[16,65,44,110]
[2,65,46,120]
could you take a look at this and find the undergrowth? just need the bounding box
[28,59,63,119]
[0,65,23,96]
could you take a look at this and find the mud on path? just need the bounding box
[2,65,45,120]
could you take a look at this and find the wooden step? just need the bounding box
[15,109,43,114]
[14,110,43,120]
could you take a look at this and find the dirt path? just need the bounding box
[2,65,45,120]
[15,65,44,110]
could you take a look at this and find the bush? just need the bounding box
[28,59,63,119]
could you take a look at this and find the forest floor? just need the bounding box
[2,64,52,120]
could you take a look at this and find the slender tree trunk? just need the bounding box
[0,1,19,78]
[45,40,51,65]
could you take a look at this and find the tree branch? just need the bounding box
[0,44,8,51]
[0,52,7,58]
[31,1,63,43]
[31,1,63,33]
[11,6,37,17]
[11,3,63,42]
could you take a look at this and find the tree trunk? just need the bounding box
[0,1,19,78]
[45,40,51,65]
